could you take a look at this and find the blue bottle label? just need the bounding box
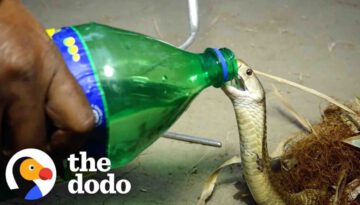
[48,27,108,158]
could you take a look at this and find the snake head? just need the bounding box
[222,59,265,104]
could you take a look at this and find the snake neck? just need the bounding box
[233,98,285,205]
[234,99,271,168]
[233,99,323,205]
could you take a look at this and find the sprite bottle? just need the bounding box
[46,23,238,168]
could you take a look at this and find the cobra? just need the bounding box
[221,60,325,205]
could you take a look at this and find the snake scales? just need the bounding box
[221,60,325,205]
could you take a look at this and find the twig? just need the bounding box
[254,69,356,115]
[328,40,355,52]
[342,135,360,150]
[209,15,220,27]
[344,178,360,204]
[272,85,316,134]
[356,97,360,107]
[334,169,348,205]
[153,18,163,39]
[197,156,242,205]
[188,151,210,174]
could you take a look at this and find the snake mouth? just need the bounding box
[231,76,247,91]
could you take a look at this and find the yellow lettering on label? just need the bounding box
[68,45,79,55]
[46,28,56,38]
[64,37,76,47]
[72,54,81,62]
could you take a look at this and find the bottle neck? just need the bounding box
[201,48,238,88]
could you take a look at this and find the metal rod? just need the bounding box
[178,0,199,49]
[163,132,222,148]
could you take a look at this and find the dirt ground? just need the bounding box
[4,0,360,204]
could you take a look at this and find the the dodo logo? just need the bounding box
[5,148,56,200]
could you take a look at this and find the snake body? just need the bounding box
[234,96,284,204]
[222,60,324,205]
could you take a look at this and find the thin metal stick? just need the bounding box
[163,132,222,148]
[178,0,199,49]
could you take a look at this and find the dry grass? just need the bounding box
[272,105,360,204]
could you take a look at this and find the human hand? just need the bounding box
[0,0,94,160]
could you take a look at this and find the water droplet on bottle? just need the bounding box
[162,75,168,81]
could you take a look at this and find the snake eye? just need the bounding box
[246,69,253,76]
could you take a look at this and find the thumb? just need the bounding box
[45,49,94,136]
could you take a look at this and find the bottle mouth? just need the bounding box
[210,48,229,81]
[205,47,238,86]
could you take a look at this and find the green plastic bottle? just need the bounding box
[47,23,238,168]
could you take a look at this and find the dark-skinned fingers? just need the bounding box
[45,54,94,135]
[0,106,7,162]
[0,106,3,150]
[7,97,46,153]
[48,129,87,159]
